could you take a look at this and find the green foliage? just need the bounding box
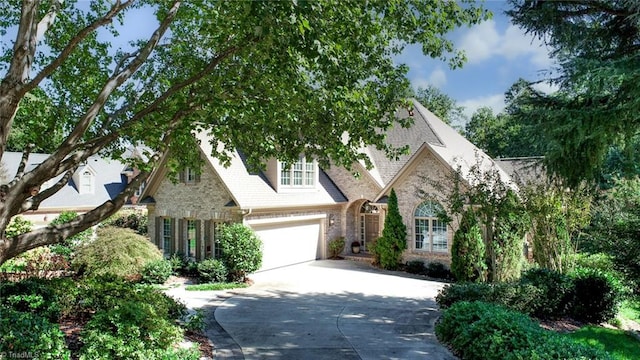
[5,215,33,238]
[184,309,205,332]
[570,267,624,324]
[197,258,228,283]
[48,212,92,260]
[374,189,406,270]
[79,301,184,360]
[465,105,541,158]
[582,178,640,294]
[0,277,65,321]
[520,268,574,319]
[328,237,345,258]
[431,158,528,283]
[141,259,173,284]
[436,301,611,360]
[436,282,542,315]
[0,306,70,359]
[101,209,149,236]
[73,226,162,279]
[491,190,528,282]
[451,209,486,282]
[218,223,262,282]
[522,182,591,274]
[506,1,640,186]
[413,85,465,125]
[568,326,640,360]
[0,0,490,264]
[425,262,453,280]
[405,260,426,274]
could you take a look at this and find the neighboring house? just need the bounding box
[2,152,134,227]
[142,99,512,271]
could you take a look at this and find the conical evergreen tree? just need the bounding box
[376,189,407,270]
[451,209,486,282]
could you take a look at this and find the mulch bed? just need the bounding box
[186,330,214,358]
[538,318,584,333]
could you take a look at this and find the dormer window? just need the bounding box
[279,157,316,188]
[73,165,96,195]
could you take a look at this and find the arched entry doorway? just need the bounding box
[359,201,380,252]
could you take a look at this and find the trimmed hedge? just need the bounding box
[436,301,611,360]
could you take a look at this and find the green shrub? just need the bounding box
[451,209,487,282]
[49,211,92,259]
[101,209,148,235]
[0,306,70,359]
[374,189,407,270]
[520,268,574,319]
[570,267,623,323]
[328,237,345,258]
[436,282,542,315]
[73,226,162,279]
[218,223,262,282]
[436,283,495,309]
[425,262,453,280]
[405,260,426,275]
[436,301,611,360]
[79,301,183,359]
[197,259,228,283]
[5,215,33,238]
[0,277,65,321]
[141,259,173,284]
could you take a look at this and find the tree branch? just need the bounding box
[20,169,74,212]
[35,0,63,41]
[48,1,181,162]
[23,0,135,94]
[10,143,34,185]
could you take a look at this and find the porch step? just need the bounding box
[342,254,375,264]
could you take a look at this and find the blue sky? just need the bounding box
[396,1,557,122]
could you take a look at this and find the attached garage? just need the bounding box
[247,215,325,271]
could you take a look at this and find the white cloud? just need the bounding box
[460,94,506,120]
[427,68,447,87]
[532,80,560,94]
[457,20,553,69]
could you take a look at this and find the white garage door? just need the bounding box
[251,219,322,271]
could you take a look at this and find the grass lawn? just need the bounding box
[567,326,640,360]
[619,299,640,323]
[185,282,248,291]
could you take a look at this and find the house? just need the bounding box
[142,99,512,271]
[1,152,135,227]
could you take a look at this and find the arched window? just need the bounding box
[414,200,448,252]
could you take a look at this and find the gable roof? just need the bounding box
[196,132,347,209]
[1,152,128,210]
[367,99,512,198]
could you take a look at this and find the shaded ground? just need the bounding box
[169,260,454,360]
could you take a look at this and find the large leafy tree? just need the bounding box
[0,0,488,264]
[506,0,640,186]
[413,84,465,125]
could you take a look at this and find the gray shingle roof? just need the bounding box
[365,105,444,186]
[197,132,347,209]
[1,152,128,210]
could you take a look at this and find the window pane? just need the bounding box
[415,219,428,249]
[432,220,448,252]
[187,220,197,258]
[293,160,303,185]
[280,167,290,185]
[305,161,314,186]
[214,222,224,258]
[163,218,172,256]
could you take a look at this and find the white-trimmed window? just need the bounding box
[414,200,448,252]
[186,219,197,260]
[162,218,172,256]
[280,157,316,188]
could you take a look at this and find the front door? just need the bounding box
[363,214,379,252]
[359,201,380,252]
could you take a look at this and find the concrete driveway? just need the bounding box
[212,260,455,360]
